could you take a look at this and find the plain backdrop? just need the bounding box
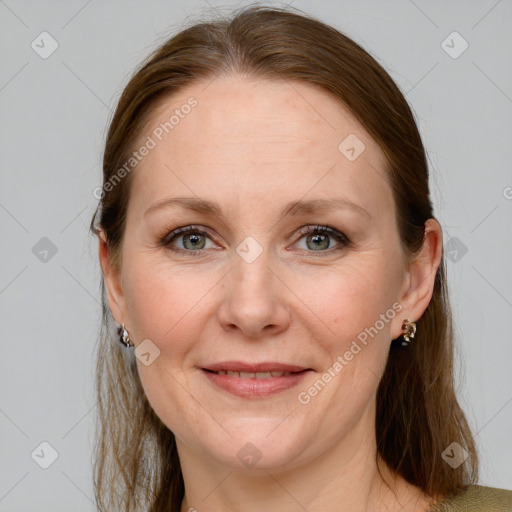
[0,0,511,510]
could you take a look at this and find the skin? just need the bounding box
[99,75,443,512]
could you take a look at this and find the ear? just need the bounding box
[391,218,443,340]
[98,229,126,325]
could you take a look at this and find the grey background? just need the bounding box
[0,0,511,510]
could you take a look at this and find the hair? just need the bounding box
[89,4,479,511]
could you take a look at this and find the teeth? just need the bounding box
[213,370,295,378]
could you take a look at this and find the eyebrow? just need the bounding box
[144,196,371,220]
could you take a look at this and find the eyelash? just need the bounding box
[159,224,352,257]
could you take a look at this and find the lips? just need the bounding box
[202,361,310,373]
[207,369,295,379]
[200,361,313,398]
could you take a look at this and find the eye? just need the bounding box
[161,225,218,255]
[293,225,352,255]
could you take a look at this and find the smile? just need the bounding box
[207,370,295,378]
[200,366,313,398]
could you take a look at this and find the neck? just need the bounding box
[176,404,433,512]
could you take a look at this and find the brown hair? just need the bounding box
[90,5,478,511]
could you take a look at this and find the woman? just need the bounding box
[90,5,512,511]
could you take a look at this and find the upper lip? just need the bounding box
[202,361,311,373]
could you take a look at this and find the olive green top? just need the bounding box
[428,484,512,511]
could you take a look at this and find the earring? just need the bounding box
[117,323,134,348]
[401,319,417,347]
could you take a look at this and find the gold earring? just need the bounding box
[401,319,417,347]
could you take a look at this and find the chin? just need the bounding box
[185,420,312,471]
[215,441,304,471]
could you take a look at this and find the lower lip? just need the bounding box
[201,369,313,398]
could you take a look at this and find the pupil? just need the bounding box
[186,234,204,249]
[309,234,328,250]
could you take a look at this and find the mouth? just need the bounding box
[203,369,300,379]
[200,361,314,398]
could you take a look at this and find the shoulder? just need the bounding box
[429,484,512,511]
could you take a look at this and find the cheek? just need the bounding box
[300,259,400,343]
[121,259,212,427]
[121,256,212,353]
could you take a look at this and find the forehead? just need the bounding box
[129,75,391,219]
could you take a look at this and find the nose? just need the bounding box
[217,250,291,339]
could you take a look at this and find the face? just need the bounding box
[102,75,417,472]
